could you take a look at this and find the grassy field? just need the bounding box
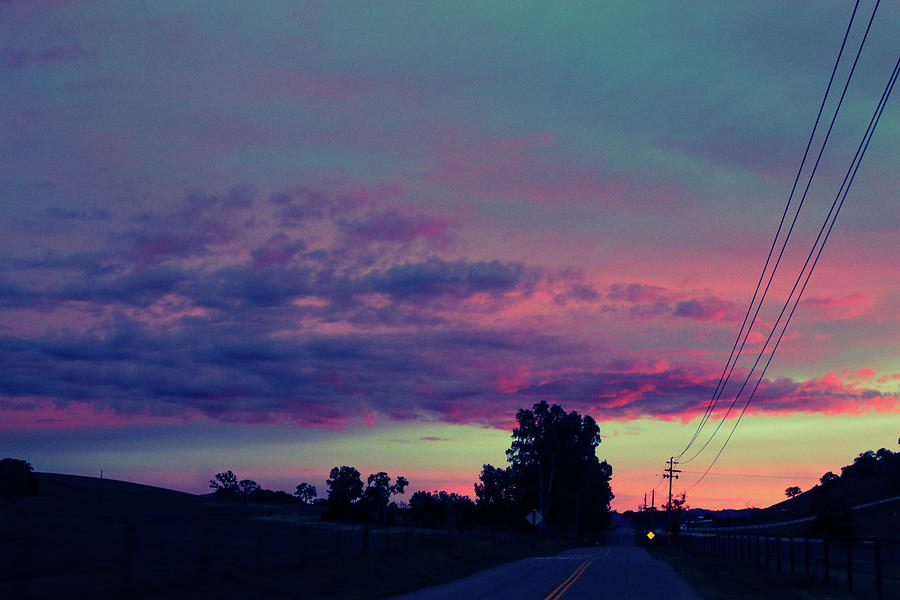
[183,529,579,600]
[1,473,579,599]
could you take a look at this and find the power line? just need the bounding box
[674,0,863,462]
[686,52,900,493]
[679,0,881,466]
[678,471,820,481]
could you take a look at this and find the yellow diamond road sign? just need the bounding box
[646,531,655,540]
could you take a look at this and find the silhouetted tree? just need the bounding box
[474,464,515,524]
[0,458,39,497]
[209,470,240,499]
[295,482,317,504]
[326,466,364,519]
[506,401,613,535]
[819,471,839,486]
[842,450,878,480]
[409,490,475,529]
[363,472,408,525]
[239,479,261,497]
[663,492,688,538]
[785,486,802,499]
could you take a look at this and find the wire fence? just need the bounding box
[0,512,526,598]
[680,531,900,599]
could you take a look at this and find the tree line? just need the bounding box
[2,401,615,536]
[209,469,320,505]
[207,402,614,536]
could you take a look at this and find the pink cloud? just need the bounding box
[607,283,671,304]
[509,362,899,425]
[672,297,738,321]
[0,397,202,431]
[801,294,875,320]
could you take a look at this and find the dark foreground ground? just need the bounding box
[0,473,577,599]
[648,540,893,600]
[389,515,700,600]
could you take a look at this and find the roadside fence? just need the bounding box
[0,515,523,597]
[680,531,900,599]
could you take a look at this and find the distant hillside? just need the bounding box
[36,472,196,500]
[687,445,900,538]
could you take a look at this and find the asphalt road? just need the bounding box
[390,517,701,600]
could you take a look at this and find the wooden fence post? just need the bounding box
[765,535,770,569]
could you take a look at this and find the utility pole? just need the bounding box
[663,456,680,544]
[651,489,655,510]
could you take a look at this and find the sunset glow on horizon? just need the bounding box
[2,1,898,513]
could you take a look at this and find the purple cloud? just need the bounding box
[338,209,456,249]
[672,297,737,321]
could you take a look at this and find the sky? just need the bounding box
[1,1,898,512]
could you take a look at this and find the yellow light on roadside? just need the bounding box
[646,531,655,540]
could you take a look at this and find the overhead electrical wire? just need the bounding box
[678,0,880,466]
[673,0,863,462]
[686,53,900,493]
[678,471,821,481]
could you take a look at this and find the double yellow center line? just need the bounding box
[543,559,593,600]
